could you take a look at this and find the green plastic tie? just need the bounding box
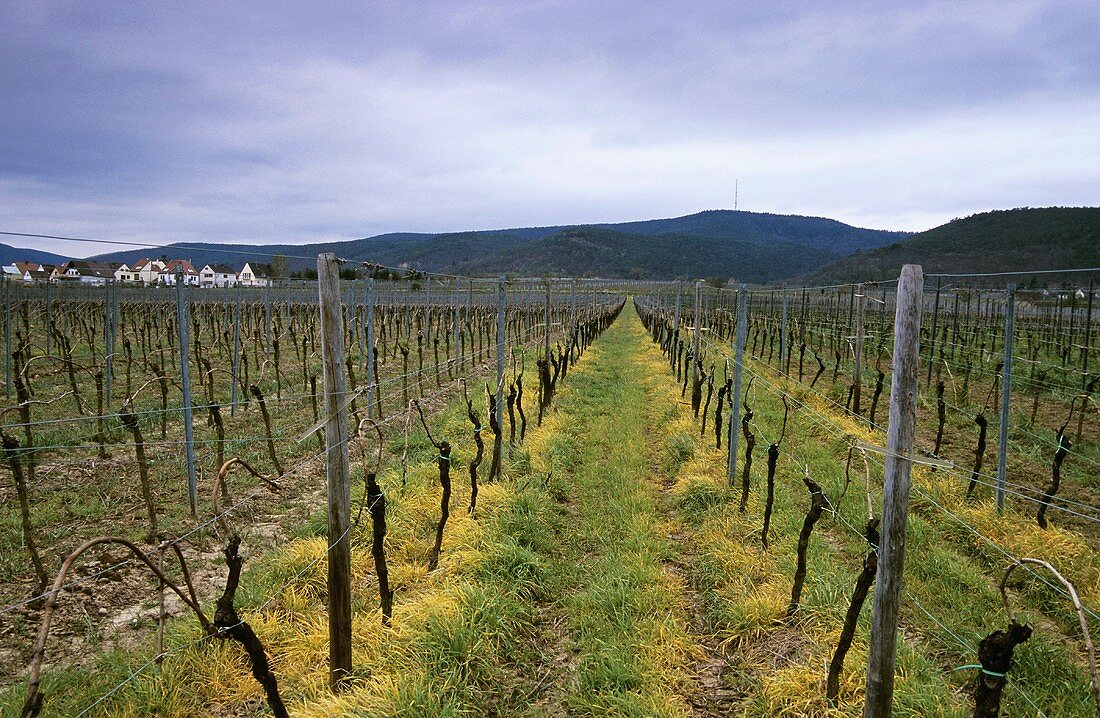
[952,664,1006,678]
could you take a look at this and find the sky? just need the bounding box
[2,0,1098,258]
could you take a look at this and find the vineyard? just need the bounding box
[0,258,1097,717]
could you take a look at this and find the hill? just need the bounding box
[0,242,71,267]
[448,227,838,282]
[807,207,1100,284]
[87,210,906,282]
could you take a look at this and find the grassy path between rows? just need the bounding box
[517,299,705,716]
[10,302,1094,716]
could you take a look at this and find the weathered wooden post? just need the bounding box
[4,276,10,398]
[496,277,506,437]
[864,264,923,718]
[996,285,1015,514]
[925,276,941,386]
[779,289,789,375]
[692,280,702,386]
[317,253,352,690]
[176,272,198,516]
[366,277,376,419]
[231,283,242,417]
[853,282,865,415]
[728,283,746,485]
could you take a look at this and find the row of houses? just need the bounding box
[3,259,272,287]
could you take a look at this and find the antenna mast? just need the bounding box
[734,179,739,211]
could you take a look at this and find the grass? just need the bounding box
[3,301,1097,716]
[664,303,1098,716]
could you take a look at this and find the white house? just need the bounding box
[132,258,167,285]
[162,259,201,286]
[3,264,24,280]
[17,262,48,282]
[114,263,135,283]
[58,261,116,285]
[237,262,270,287]
[199,263,238,287]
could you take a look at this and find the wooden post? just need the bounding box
[44,281,51,356]
[543,280,551,361]
[497,277,506,432]
[779,289,788,374]
[357,279,366,372]
[231,284,242,417]
[571,278,578,347]
[853,283,865,416]
[693,280,702,386]
[264,282,272,359]
[864,264,923,718]
[925,276,941,386]
[4,276,10,398]
[365,278,376,420]
[317,253,352,690]
[996,285,1015,514]
[176,275,198,516]
[424,278,432,348]
[104,281,114,406]
[452,287,460,375]
[1083,279,1094,392]
[728,284,746,485]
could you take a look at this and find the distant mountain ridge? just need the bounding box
[85,210,908,282]
[807,207,1100,284]
[0,243,71,267]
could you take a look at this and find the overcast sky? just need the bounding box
[2,0,1098,257]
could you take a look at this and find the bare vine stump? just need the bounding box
[1,432,48,592]
[215,536,290,718]
[826,519,880,702]
[486,385,503,481]
[972,622,1032,718]
[786,477,828,617]
[119,405,158,542]
[762,441,779,550]
[250,384,284,477]
[367,473,393,624]
[933,380,946,458]
[965,412,988,500]
[1037,422,1071,529]
[465,386,484,514]
[739,402,755,514]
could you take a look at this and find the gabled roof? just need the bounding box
[67,261,119,272]
[164,259,198,275]
[241,261,271,277]
[205,263,236,274]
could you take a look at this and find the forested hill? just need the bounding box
[86,210,906,282]
[807,207,1100,284]
[0,243,71,266]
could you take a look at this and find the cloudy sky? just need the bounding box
[2,1,1098,257]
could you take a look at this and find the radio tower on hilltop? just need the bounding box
[734,179,739,211]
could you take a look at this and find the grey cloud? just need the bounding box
[0,0,1096,256]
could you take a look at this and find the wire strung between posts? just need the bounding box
[60,308,580,715]
[927,266,1100,278]
[0,314,573,618]
[729,340,1100,522]
[668,308,1066,716]
[688,322,1100,620]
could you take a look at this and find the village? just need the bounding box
[2,258,273,287]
